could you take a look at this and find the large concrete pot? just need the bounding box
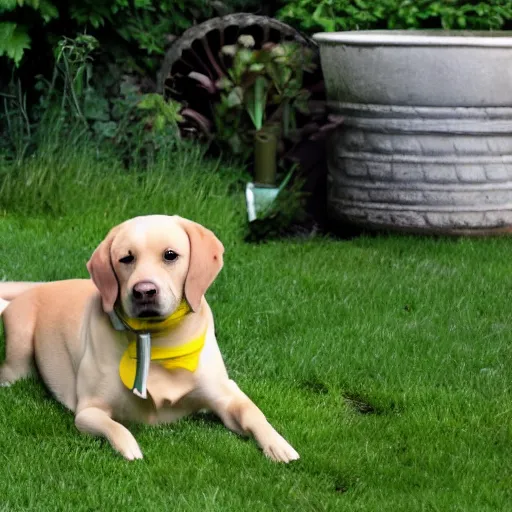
[313,31,512,235]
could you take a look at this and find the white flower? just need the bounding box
[238,34,255,48]
[221,44,237,56]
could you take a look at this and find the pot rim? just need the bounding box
[313,30,512,47]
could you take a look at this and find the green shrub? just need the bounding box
[0,1,224,164]
[0,0,213,69]
[277,0,512,33]
[205,36,316,158]
[0,34,183,166]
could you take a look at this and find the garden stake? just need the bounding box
[246,126,281,222]
[132,333,151,398]
[108,310,152,399]
[245,168,294,222]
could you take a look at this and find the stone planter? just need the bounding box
[313,31,512,235]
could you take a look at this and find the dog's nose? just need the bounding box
[132,281,159,301]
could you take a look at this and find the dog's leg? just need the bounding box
[75,406,143,461]
[0,297,37,385]
[207,380,300,463]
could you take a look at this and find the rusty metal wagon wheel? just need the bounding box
[156,13,324,145]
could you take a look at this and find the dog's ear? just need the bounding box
[177,217,224,312]
[87,225,121,313]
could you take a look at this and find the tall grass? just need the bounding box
[0,122,247,246]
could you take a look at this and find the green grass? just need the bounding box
[0,139,511,511]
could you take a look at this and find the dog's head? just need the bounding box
[86,215,224,318]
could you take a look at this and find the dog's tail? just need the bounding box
[0,281,43,301]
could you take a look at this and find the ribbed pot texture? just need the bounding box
[314,31,512,235]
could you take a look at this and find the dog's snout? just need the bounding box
[132,281,159,301]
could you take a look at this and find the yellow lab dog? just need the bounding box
[0,215,299,462]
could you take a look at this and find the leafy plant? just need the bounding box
[101,82,183,165]
[0,0,214,69]
[0,2,220,165]
[277,0,512,33]
[1,34,98,162]
[185,35,317,158]
[49,34,99,123]
[0,79,31,162]
[1,33,183,166]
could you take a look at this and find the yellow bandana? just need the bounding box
[119,328,206,391]
[114,299,191,334]
[115,299,206,393]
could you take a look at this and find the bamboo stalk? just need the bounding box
[254,128,277,186]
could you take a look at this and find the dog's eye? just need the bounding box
[163,250,178,262]
[119,254,135,264]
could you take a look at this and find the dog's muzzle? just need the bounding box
[131,281,161,317]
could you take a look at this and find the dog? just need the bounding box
[0,215,299,462]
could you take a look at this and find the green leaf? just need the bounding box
[119,81,139,100]
[37,0,59,22]
[162,99,183,123]
[249,63,265,73]
[0,21,15,42]
[226,87,243,108]
[92,121,117,138]
[245,76,268,131]
[228,132,243,154]
[216,76,234,91]
[134,0,152,8]
[84,92,110,121]
[0,0,17,12]
[154,114,165,132]
[137,93,160,110]
[0,22,30,65]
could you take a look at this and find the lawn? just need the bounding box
[0,139,511,511]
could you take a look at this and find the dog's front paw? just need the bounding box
[109,423,144,461]
[0,364,24,386]
[261,430,300,463]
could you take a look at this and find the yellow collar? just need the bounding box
[113,299,191,334]
[119,329,206,391]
